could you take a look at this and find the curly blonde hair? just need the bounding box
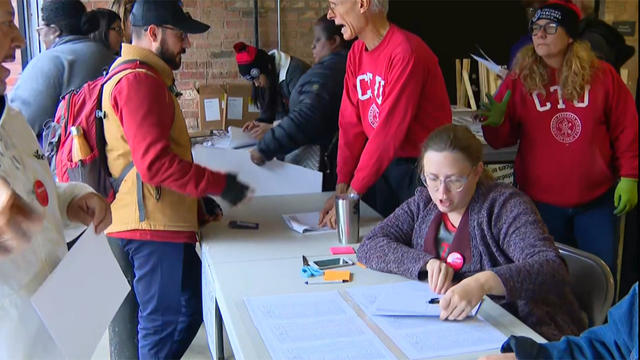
[512,40,599,102]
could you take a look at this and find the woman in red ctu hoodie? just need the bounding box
[482,1,637,273]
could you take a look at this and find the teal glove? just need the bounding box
[614,177,638,215]
[480,90,511,127]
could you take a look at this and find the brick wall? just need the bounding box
[83,0,328,129]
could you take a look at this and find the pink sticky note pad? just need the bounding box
[330,246,355,255]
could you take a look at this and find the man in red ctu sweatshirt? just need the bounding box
[319,0,451,224]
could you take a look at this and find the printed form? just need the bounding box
[245,291,395,360]
[347,281,506,359]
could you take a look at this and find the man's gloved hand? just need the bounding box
[220,174,251,206]
[479,90,511,127]
[614,177,638,215]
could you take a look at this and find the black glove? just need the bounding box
[220,174,250,206]
[201,196,223,218]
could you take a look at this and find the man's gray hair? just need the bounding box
[370,0,388,14]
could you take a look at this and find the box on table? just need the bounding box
[223,82,261,129]
[197,83,226,133]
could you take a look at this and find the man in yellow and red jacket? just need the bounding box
[102,0,250,358]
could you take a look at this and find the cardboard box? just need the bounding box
[223,81,261,129]
[197,83,226,132]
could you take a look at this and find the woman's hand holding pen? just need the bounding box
[439,271,505,321]
[439,277,485,320]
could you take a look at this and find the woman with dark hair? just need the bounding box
[233,41,310,139]
[248,15,352,190]
[482,1,638,274]
[9,0,116,141]
[357,124,588,341]
[87,8,123,55]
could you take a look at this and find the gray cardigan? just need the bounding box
[357,181,588,340]
[9,35,115,137]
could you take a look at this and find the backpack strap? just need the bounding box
[95,60,159,181]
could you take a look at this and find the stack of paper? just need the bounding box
[282,212,333,234]
[371,282,481,317]
[347,281,506,359]
[245,291,395,360]
[201,126,257,149]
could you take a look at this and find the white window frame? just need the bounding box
[16,0,44,67]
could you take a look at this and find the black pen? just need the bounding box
[428,297,440,304]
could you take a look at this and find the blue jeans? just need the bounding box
[535,188,618,273]
[117,239,203,360]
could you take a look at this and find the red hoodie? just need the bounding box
[483,60,638,207]
[337,24,451,195]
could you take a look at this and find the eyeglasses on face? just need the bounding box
[159,25,188,40]
[36,23,57,34]
[529,21,559,36]
[420,170,472,192]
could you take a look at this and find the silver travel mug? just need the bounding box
[335,193,360,244]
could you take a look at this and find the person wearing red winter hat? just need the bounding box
[233,41,309,140]
[482,0,638,275]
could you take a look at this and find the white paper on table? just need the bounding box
[227,97,244,120]
[192,145,322,196]
[372,281,481,317]
[204,98,221,121]
[31,225,130,360]
[245,291,395,360]
[282,211,334,234]
[227,126,257,149]
[347,282,505,360]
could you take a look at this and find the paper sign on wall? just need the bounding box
[227,97,244,120]
[204,98,221,122]
[248,99,260,113]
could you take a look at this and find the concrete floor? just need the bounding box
[90,324,214,360]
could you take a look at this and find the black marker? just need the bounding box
[428,297,440,304]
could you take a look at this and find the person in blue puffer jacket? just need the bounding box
[481,282,638,360]
[248,16,352,190]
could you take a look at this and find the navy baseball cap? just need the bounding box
[130,0,210,34]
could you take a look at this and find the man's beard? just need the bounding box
[159,37,185,70]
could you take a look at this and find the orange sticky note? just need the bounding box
[324,270,351,282]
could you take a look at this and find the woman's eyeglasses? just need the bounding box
[420,170,472,192]
[529,22,559,36]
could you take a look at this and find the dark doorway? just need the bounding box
[388,0,529,102]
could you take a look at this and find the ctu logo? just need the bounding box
[532,85,590,111]
[357,73,385,105]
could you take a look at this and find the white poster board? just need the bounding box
[192,145,322,197]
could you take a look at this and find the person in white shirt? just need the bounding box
[0,1,111,357]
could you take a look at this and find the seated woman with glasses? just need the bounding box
[232,42,310,140]
[357,124,587,341]
[87,8,124,55]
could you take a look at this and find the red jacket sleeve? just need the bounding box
[336,51,367,186]
[482,75,521,149]
[349,54,423,194]
[602,63,638,179]
[111,72,227,197]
